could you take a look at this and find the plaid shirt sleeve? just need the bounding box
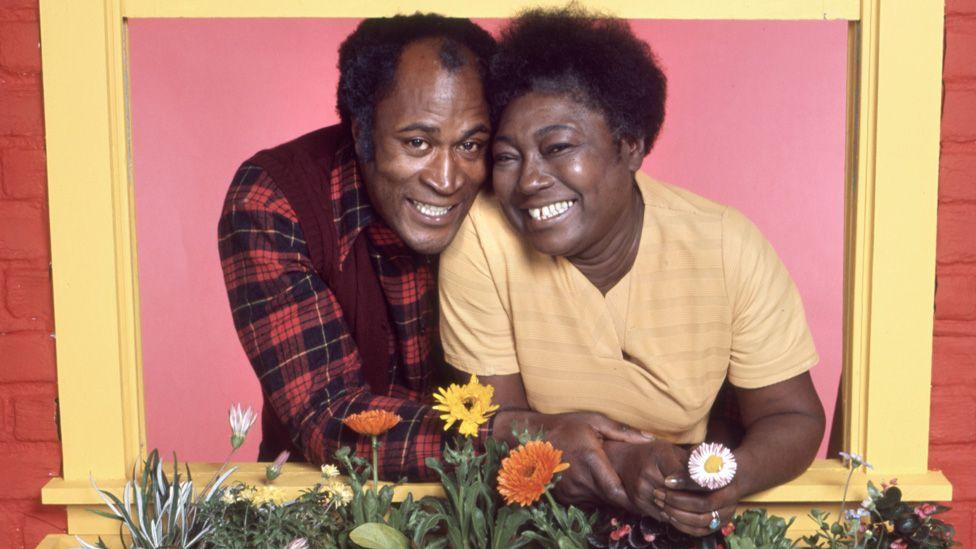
[217,164,446,480]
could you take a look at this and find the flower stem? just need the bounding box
[371,435,379,493]
[839,465,856,527]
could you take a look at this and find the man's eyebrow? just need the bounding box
[397,123,439,134]
[460,124,490,140]
[396,123,490,139]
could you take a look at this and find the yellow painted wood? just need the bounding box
[41,459,951,508]
[850,0,944,473]
[38,0,138,481]
[36,0,948,539]
[121,0,860,20]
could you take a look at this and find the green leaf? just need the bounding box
[348,522,411,549]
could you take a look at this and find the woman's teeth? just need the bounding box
[528,200,575,221]
[411,200,452,217]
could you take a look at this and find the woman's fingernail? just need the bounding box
[653,489,665,500]
[665,476,683,488]
[654,498,664,507]
[640,430,656,440]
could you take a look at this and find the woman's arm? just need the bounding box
[655,371,825,536]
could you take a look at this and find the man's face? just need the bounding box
[359,39,490,255]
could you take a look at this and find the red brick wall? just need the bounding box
[0,1,972,547]
[0,0,66,547]
[930,0,976,544]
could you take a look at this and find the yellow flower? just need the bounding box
[235,484,290,507]
[324,479,354,506]
[432,375,500,437]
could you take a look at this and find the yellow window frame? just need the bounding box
[36,0,949,545]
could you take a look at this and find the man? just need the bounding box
[217,14,496,480]
[218,13,648,483]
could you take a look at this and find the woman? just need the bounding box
[439,7,825,538]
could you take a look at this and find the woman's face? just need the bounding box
[491,92,644,259]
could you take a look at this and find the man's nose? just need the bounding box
[423,149,465,195]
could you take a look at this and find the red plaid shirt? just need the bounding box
[218,142,452,480]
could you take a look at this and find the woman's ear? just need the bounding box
[620,136,647,171]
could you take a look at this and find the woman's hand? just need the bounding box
[603,439,689,520]
[653,474,742,536]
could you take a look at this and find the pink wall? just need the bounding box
[128,18,847,461]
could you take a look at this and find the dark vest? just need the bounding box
[247,126,393,460]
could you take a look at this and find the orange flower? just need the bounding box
[342,410,401,436]
[497,440,570,506]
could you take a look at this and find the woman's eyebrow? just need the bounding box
[534,124,574,140]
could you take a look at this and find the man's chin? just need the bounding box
[401,227,457,255]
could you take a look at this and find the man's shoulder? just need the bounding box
[248,124,352,167]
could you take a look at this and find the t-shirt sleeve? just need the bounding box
[438,203,521,376]
[722,207,819,388]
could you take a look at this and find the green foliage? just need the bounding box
[522,493,597,549]
[801,480,957,549]
[725,509,797,549]
[421,436,534,549]
[348,523,410,549]
[79,450,224,549]
[198,485,345,549]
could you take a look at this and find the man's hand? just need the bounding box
[494,410,654,511]
[603,439,690,521]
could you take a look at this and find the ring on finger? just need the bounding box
[708,510,721,531]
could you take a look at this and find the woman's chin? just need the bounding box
[525,235,579,258]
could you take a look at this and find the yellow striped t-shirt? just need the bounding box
[439,174,818,444]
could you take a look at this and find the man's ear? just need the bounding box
[620,136,647,172]
[351,119,368,160]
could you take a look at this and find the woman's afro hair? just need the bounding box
[488,6,667,155]
[337,13,495,161]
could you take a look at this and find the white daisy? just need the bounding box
[688,442,738,490]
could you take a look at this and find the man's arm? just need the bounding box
[218,164,444,480]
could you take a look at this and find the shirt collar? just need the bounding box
[329,140,375,266]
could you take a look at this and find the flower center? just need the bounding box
[462,396,476,411]
[704,455,724,473]
[520,464,538,477]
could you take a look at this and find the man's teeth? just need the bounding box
[528,200,575,221]
[412,200,451,217]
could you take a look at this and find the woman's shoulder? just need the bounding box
[636,172,729,220]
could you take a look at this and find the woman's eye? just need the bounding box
[407,138,430,150]
[545,143,572,155]
[493,152,517,164]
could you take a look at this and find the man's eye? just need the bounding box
[459,141,482,153]
[407,138,430,150]
[493,153,518,164]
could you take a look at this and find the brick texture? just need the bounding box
[940,151,976,203]
[1,147,47,199]
[945,16,976,80]
[0,20,41,73]
[933,5,976,545]
[0,9,62,544]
